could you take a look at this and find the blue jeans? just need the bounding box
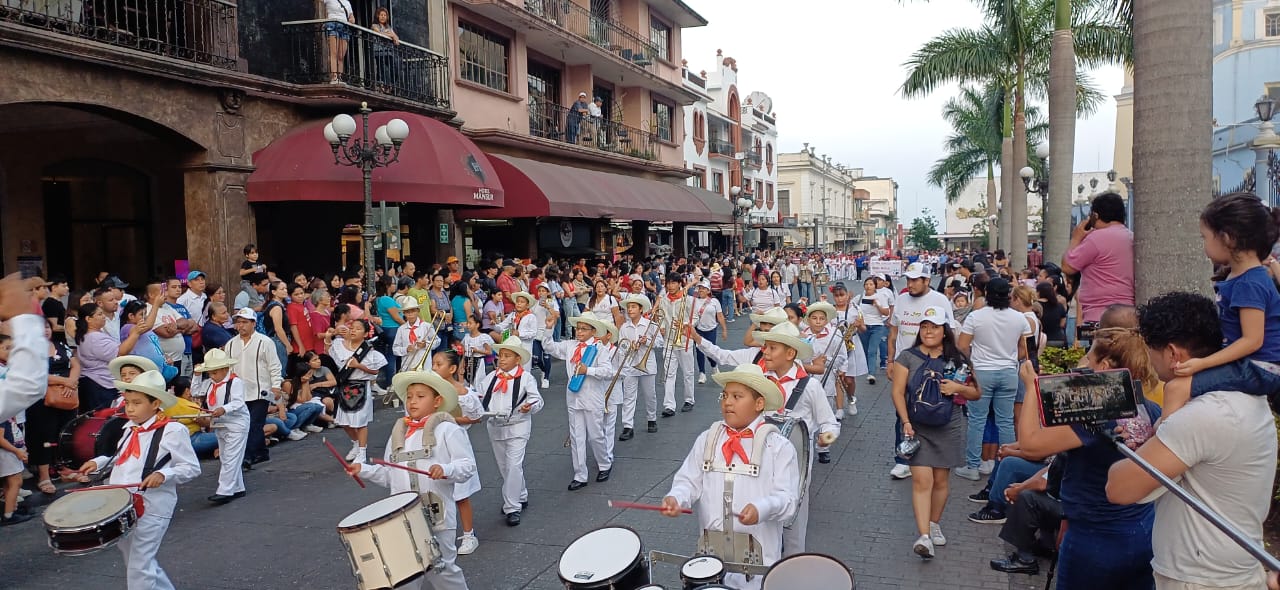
[986,456,1045,512]
[967,368,1019,468]
[1056,516,1155,589]
[270,336,289,375]
[696,328,718,374]
[291,403,323,430]
[1065,315,1076,347]
[796,282,811,302]
[190,432,219,457]
[532,341,551,378]
[718,291,735,321]
[860,324,887,373]
[877,331,889,369]
[265,412,298,437]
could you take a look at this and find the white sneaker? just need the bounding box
[457,532,479,555]
[867,375,877,385]
[890,464,912,479]
[370,383,386,395]
[712,366,721,375]
[540,378,550,389]
[352,448,367,464]
[17,488,32,498]
[845,399,858,417]
[929,521,947,546]
[326,422,338,429]
[913,534,934,558]
[697,374,707,384]
[287,430,307,441]
[954,466,982,481]
[345,444,359,462]
[304,425,324,433]
[978,459,995,475]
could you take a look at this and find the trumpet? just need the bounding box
[631,307,666,372]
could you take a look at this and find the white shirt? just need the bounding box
[322,0,353,20]
[960,307,1031,371]
[362,419,477,532]
[692,296,722,332]
[619,317,664,376]
[745,287,786,314]
[859,291,891,326]
[330,339,387,382]
[783,263,798,285]
[889,290,954,358]
[461,333,495,358]
[199,373,248,418]
[0,315,49,422]
[392,320,435,372]
[176,290,208,326]
[154,303,186,363]
[475,366,544,438]
[545,338,614,411]
[90,415,201,521]
[223,332,282,400]
[765,364,839,444]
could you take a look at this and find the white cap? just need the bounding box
[904,263,930,279]
[233,308,257,322]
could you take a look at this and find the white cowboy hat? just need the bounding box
[572,311,611,337]
[598,318,619,342]
[749,307,789,327]
[117,370,179,409]
[509,291,536,307]
[804,302,837,320]
[396,295,420,311]
[109,355,159,381]
[621,294,651,314]
[193,348,238,373]
[712,364,784,412]
[391,370,459,415]
[491,335,532,365]
[754,322,814,361]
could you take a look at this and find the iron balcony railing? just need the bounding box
[528,99,657,161]
[709,140,734,158]
[281,19,450,110]
[744,149,763,169]
[0,0,237,69]
[522,0,660,76]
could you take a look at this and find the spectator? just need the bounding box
[885,263,954,480]
[988,459,1063,575]
[201,302,236,353]
[858,277,891,384]
[956,278,1029,481]
[42,276,69,344]
[26,320,79,494]
[1061,193,1134,323]
[235,273,269,313]
[73,303,118,410]
[120,298,173,381]
[497,261,520,314]
[155,277,197,377]
[565,92,590,144]
[321,0,354,82]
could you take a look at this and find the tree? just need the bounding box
[908,209,943,251]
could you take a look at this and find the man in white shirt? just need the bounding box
[782,259,799,299]
[176,270,209,326]
[0,274,48,422]
[224,308,283,466]
[95,286,123,342]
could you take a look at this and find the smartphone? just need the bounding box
[861,298,875,305]
[1035,368,1138,427]
[1084,213,1098,231]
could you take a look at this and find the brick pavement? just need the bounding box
[3,318,1051,589]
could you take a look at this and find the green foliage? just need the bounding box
[908,209,943,251]
[1038,345,1087,374]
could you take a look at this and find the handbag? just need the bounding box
[337,339,374,411]
[44,383,78,410]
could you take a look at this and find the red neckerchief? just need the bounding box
[722,426,754,465]
[495,366,524,393]
[207,374,237,407]
[571,341,588,364]
[118,417,171,465]
[407,320,422,344]
[405,416,429,439]
[767,365,809,403]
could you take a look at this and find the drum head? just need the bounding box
[558,526,642,584]
[680,555,724,579]
[337,492,420,529]
[762,553,854,590]
[44,489,132,528]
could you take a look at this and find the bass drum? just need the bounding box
[761,553,854,590]
[58,410,126,470]
[764,415,811,523]
[337,492,441,590]
[558,525,650,589]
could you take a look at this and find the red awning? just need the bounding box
[247,112,504,207]
[458,155,731,223]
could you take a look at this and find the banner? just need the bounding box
[870,259,904,277]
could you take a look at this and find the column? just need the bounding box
[631,220,650,258]
[672,222,687,258]
[435,209,461,264]
[184,165,256,287]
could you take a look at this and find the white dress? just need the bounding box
[330,339,387,428]
[453,383,484,501]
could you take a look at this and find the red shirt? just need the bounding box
[496,273,520,313]
[287,302,314,354]
[306,309,331,355]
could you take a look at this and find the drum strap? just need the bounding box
[482,374,525,418]
[783,376,810,412]
[700,421,778,477]
[141,426,169,479]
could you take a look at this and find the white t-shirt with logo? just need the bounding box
[859,291,891,326]
[692,296,722,332]
[960,306,1031,371]
[889,290,954,356]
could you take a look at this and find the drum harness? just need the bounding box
[91,421,172,514]
[388,413,452,532]
[481,371,527,427]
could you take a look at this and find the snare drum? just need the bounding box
[764,414,811,521]
[558,525,650,589]
[679,555,725,589]
[43,488,142,556]
[761,552,855,589]
[337,492,441,590]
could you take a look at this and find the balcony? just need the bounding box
[522,0,659,73]
[0,0,237,69]
[744,148,763,170]
[709,140,734,159]
[281,20,450,110]
[683,68,706,89]
[528,100,657,161]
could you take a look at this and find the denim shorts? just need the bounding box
[324,21,350,40]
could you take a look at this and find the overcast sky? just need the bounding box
[681,0,1125,226]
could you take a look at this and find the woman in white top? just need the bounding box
[330,319,387,464]
[741,273,786,314]
[322,0,355,84]
[768,271,791,304]
[587,279,622,327]
[956,278,1029,480]
[858,277,893,383]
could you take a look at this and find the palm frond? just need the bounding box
[900,26,1012,98]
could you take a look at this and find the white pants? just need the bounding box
[781,485,811,557]
[401,528,469,590]
[214,414,249,496]
[662,347,696,410]
[567,407,614,482]
[119,513,175,590]
[620,374,657,429]
[488,433,529,514]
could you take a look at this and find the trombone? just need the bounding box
[408,310,448,371]
[662,294,690,382]
[630,307,666,373]
[602,339,638,412]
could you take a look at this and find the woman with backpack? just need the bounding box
[890,305,979,559]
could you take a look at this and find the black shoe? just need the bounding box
[232,491,246,499]
[681,402,695,412]
[595,469,611,482]
[207,494,237,505]
[661,408,676,418]
[967,506,1007,524]
[241,461,253,472]
[521,500,528,511]
[618,428,634,441]
[250,455,270,465]
[647,421,658,433]
[0,512,32,526]
[818,452,831,464]
[968,488,991,503]
[568,480,588,491]
[990,553,1039,575]
[505,511,522,526]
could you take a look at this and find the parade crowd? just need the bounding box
[2,190,1280,589]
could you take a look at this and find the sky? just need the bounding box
[681,0,1125,226]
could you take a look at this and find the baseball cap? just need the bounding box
[186,270,206,282]
[904,263,930,279]
[697,279,711,289]
[233,308,257,322]
[920,306,949,325]
[829,281,847,293]
[579,91,587,97]
[101,275,129,289]
[446,256,459,264]
[986,277,1012,298]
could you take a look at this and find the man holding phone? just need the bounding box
[1061,193,1134,324]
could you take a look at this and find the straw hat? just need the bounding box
[109,355,159,381]
[598,318,619,343]
[572,311,611,336]
[509,291,536,307]
[804,302,837,321]
[193,348,238,373]
[117,370,179,409]
[491,335,532,365]
[396,295,420,311]
[749,307,789,327]
[391,370,459,414]
[712,364,784,412]
[754,322,814,361]
[621,294,651,314]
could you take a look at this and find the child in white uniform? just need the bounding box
[347,371,474,590]
[432,349,484,556]
[331,319,387,464]
[392,297,435,373]
[78,371,201,590]
[493,291,539,372]
[460,315,494,383]
[545,311,615,490]
[661,364,800,590]
[193,349,250,504]
[617,295,664,438]
[474,336,543,526]
[800,303,847,463]
[658,273,698,414]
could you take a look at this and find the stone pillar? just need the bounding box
[0,157,44,277]
[184,165,256,287]
[435,209,462,264]
[673,222,688,257]
[631,220,649,258]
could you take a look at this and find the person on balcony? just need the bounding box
[587,96,604,146]
[565,92,590,144]
[322,0,355,85]
[371,7,400,92]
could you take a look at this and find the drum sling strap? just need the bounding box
[389,413,452,529]
[695,420,777,568]
[109,423,171,479]
[482,374,526,420]
[782,376,811,413]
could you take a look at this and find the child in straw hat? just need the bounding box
[475,337,543,526]
[193,349,249,504]
[545,311,615,490]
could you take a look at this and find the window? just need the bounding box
[649,17,671,61]
[458,21,509,92]
[692,166,707,189]
[1268,13,1280,37]
[712,171,724,196]
[652,98,674,142]
[528,61,562,139]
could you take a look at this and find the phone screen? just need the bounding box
[1035,368,1138,427]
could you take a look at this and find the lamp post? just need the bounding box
[1021,142,1050,257]
[325,102,409,301]
[1253,94,1279,206]
[731,186,752,254]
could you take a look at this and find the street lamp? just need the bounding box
[731,186,753,254]
[325,102,409,301]
[1253,94,1280,206]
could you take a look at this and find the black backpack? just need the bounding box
[904,349,954,427]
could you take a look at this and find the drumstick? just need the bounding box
[371,458,439,479]
[68,483,142,493]
[323,438,366,488]
[608,499,692,515]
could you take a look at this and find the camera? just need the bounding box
[1035,368,1139,427]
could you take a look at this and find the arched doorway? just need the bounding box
[43,159,153,289]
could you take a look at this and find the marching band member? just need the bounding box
[476,337,544,526]
[692,280,728,384]
[829,282,868,417]
[432,349,484,556]
[493,291,539,372]
[800,303,846,464]
[658,273,697,416]
[192,349,249,504]
[347,370,474,590]
[392,297,435,373]
[545,312,615,491]
[753,322,840,556]
[461,314,495,381]
[690,308,788,369]
[661,364,799,590]
[618,294,664,438]
[78,371,200,590]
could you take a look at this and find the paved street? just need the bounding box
[4,315,1048,589]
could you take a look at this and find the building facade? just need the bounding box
[775,149,869,252]
[941,171,1123,251]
